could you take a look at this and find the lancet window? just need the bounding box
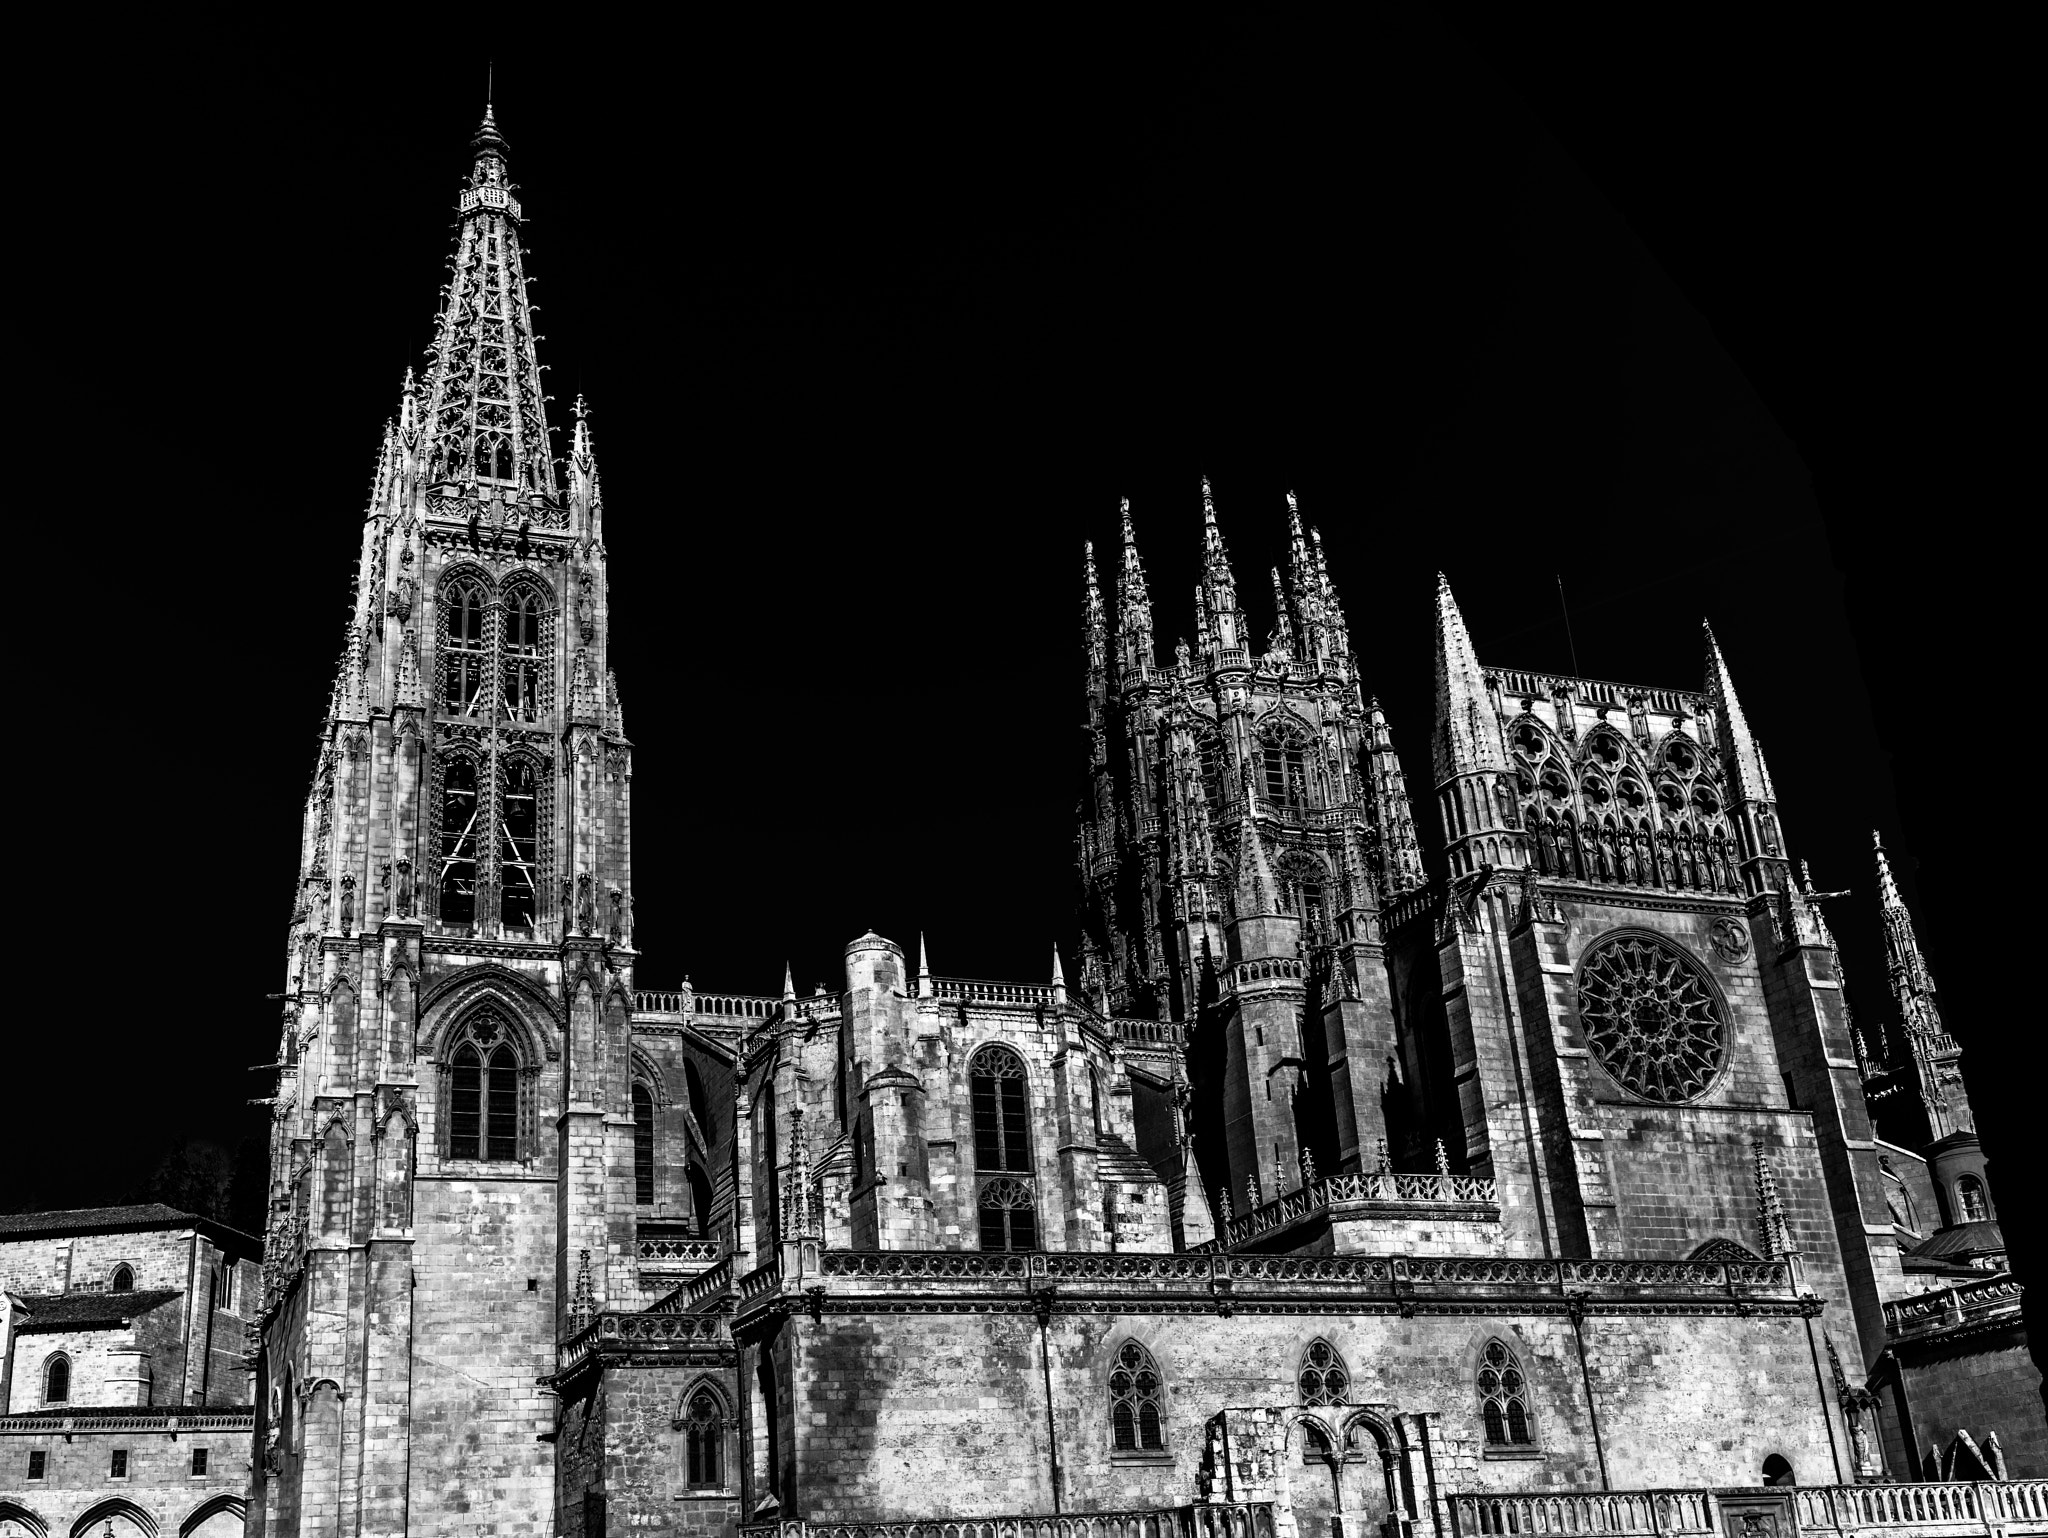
[971,1045,1037,1251]
[633,1083,656,1206]
[110,1264,134,1293]
[502,585,548,721]
[446,1013,525,1162]
[683,1386,724,1487]
[442,579,489,715]
[1109,1341,1165,1452]
[1195,724,1228,813]
[1478,1338,1533,1445]
[500,756,540,930]
[44,1355,69,1405]
[437,755,481,926]
[1260,717,1313,814]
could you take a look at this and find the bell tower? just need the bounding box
[256,103,637,1537]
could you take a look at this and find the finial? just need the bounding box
[1246,1173,1261,1210]
[782,963,796,1006]
[1299,1145,1318,1186]
[1375,1137,1390,1174]
[917,932,933,999]
[1050,943,1068,1008]
[1435,1137,1452,1177]
[1120,496,1136,544]
[1201,475,1217,523]
[1218,1186,1234,1223]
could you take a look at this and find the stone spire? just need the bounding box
[1433,574,1506,782]
[1268,568,1296,658]
[1115,498,1154,674]
[568,395,603,543]
[1703,623,1777,803]
[1050,943,1068,1008]
[1311,528,1352,664]
[416,101,558,498]
[1198,477,1242,651]
[1875,833,1943,1039]
[1365,698,1427,898]
[917,933,933,999]
[1082,541,1107,673]
[1238,821,1278,917]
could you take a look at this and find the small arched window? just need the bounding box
[632,1083,655,1206]
[500,757,539,930]
[502,587,545,722]
[683,1386,723,1488]
[442,580,488,715]
[1298,1338,1349,1406]
[450,1035,520,1162]
[1479,1338,1532,1446]
[44,1355,70,1404]
[1110,1341,1165,1452]
[438,755,480,926]
[110,1264,134,1293]
[1762,1454,1796,1487]
[1957,1175,1988,1222]
[687,1163,715,1238]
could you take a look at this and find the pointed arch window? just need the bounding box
[1196,725,1228,813]
[442,579,488,715]
[970,1045,1037,1250]
[44,1354,70,1405]
[1479,1338,1533,1446]
[1298,1338,1349,1405]
[1261,719,1311,812]
[633,1083,656,1206]
[110,1264,134,1293]
[450,1031,521,1162]
[437,755,480,926]
[1109,1341,1165,1452]
[502,586,546,722]
[683,1386,724,1488]
[500,757,539,930]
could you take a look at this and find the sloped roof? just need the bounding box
[0,1204,261,1256]
[9,1289,184,1332]
[1910,1219,2005,1263]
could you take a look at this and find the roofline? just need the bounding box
[0,1210,263,1257]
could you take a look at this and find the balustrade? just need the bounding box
[741,1504,1277,1538]
[1452,1484,2048,1538]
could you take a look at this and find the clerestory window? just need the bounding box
[633,1083,655,1206]
[1298,1338,1349,1405]
[1109,1341,1165,1452]
[44,1355,70,1405]
[1479,1338,1533,1446]
[971,1045,1037,1251]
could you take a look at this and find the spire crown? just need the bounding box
[1433,574,1507,782]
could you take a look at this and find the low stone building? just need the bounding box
[0,1204,261,1537]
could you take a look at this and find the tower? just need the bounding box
[256,103,637,1536]
[1076,482,1425,1220]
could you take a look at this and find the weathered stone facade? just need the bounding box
[237,105,2044,1538]
[0,1205,261,1538]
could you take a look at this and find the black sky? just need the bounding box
[13,9,2026,1313]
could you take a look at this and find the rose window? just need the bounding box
[1577,932,1727,1103]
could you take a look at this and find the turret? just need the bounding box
[1876,833,1971,1138]
[1363,698,1427,899]
[1431,575,1526,876]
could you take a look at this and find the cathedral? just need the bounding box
[207,107,2044,1538]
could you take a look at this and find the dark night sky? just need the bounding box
[13,10,2026,1296]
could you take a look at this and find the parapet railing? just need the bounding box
[1485,670,1704,717]
[636,1234,723,1266]
[933,976,1058,1007]
[1189,1171,1500,1252]
[1452,1489,1716,1536]
[0,1408,256,1434]
[809,1249,1794,1294]
[742,1503,1278,1538]
[1797,1480,2048,1532]
[557,1309,729,1374]
[1110,1017,1183,1049]
[1450,1483,2048,1538]
[1884,1273,2023,1336]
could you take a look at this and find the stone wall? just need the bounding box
[0,1410,252,1538]
[775,1301,1839,1520]
[1897,1327,2046,1480]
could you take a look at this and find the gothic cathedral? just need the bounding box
[247,109,2041,1538]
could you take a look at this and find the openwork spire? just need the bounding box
[1704,623,1776,802]
[1115,498,1154,669]
[1082,541,1107,671]
[417,103,558,499]
[1433,574,1507,782]
[1875,833,1943,1039]
[1198,477,1240,636]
